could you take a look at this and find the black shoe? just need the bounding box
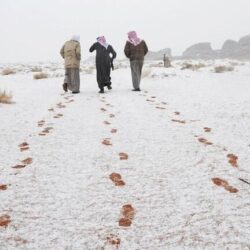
[132,88,141,91]
[63,83,68,92]
[107,85,112,90]
[99,89,104,94]
[72,91,80,94]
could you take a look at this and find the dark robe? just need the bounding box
[89,42,117,90]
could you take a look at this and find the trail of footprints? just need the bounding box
[99,96,135,248]
[142,91,241,194]
[1,90,245,247]
[0,93,75,240]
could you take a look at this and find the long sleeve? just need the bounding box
[60,44,65,58]
[109,46,117,60]
[89,43,97,53]
[124,42,131,58]
[143,41,148,56]
[76,43,81,60]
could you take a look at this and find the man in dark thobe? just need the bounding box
[89,36,117,93]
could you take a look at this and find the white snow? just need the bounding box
[0,60,250,249]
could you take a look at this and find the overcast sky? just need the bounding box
[1,0,250,62]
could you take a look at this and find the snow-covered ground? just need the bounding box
[0,60,250,249]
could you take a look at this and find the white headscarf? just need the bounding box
[71,35,80,42]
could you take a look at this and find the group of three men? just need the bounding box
[60,31,148,94]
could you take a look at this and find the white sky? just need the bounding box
[1,0,250,62]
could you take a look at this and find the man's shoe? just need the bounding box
[107,85,112,90]
[132,88,141,91]
[63,83,68,92]
[72,91,80,94]
[99,89,104,94]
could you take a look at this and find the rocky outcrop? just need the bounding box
[236,35,250,59]
[182,43,218,59]
[220,40,238,58]
[219,36,250,59]
[181,35,250,60]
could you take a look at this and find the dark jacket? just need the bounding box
[124,40,148,61]
[89,42,116,65]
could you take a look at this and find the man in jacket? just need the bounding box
[124,31,148,91]
[60,35,81,94]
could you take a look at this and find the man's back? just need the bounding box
[60,40,81,69]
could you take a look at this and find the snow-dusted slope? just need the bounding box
[0,62,250,249]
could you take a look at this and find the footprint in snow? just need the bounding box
[0,184,8,191]
[54,113,63,119]
[12,164,26,169]
[39,127,53,136]
[21,157,33,165]
[204,127,212,132]
[227,154,238,168]
[65,99,74,103]
[119,153,128,160]
[12,157,33,169]
[155,106,166,110]
[0,215,11,228]
[100,108,107,112]
[106,234,121,249]
[7,236,28,245]
[172,119,186,124]
[37,120,45,127]
[119,204,135,227]
[109,173,125,186]
[146,99,155,103]
[19,142,29,152]
[212,177,238,193]
[198,137,213,146]
[57,103,66,109]
[102,139,112,146]
[104,121,111,125]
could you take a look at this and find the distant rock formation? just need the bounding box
[182,43,217,59]
[236,35,250,59]
[220,40,238,58]
[181,35,250,60]
[219,36,250,59]
[145,48,172,60]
